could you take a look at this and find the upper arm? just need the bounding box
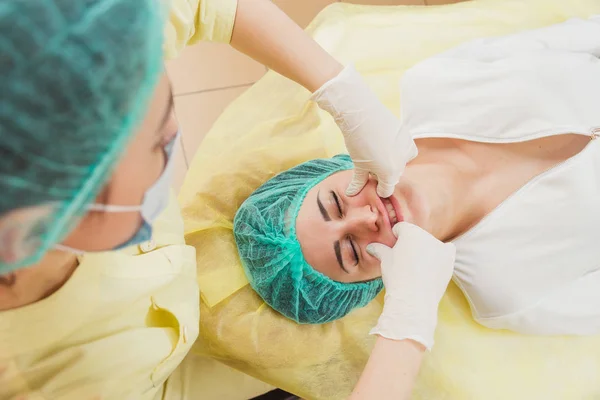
[164,0,238,59]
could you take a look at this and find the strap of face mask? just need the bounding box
[85,131,180,216]
[53,244,85,256]
[55,131,181,255]
[87,204,143,213]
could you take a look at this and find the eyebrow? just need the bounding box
[316,189,331,222]
[158,86,174,132]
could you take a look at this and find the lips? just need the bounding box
[382,198,398,225]
[381,195,404,227]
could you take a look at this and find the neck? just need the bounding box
[404,155,481,242]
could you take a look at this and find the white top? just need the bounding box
[399,16,600,335]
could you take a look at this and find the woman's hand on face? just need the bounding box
[366,222,456,350]
[311,65,418,198]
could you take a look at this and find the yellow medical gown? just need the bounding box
[164,0,238,59]
[0,2,241,399]
[0,194,198,400]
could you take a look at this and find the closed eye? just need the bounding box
[333,191,360,266]
[331,190,342,218]
[348,236,359,266]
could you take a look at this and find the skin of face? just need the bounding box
[61,73,178,251]
[296,170,429,283]
[0,72,177,309]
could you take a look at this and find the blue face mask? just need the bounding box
[55,132,180,255]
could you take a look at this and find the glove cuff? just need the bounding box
[310,64,384,134]
[369,328,433,351]
[370,314,436,351]
[369,297,439,350]
[310,64,359,110]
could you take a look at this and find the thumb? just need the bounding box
[366,243,393,263]
[441,242,457,264]
[346,169,370,196]
[376,179,397,199]
[392,221,419,238]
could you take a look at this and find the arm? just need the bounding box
[349,337,425,400]
[164,0,342,88]
[348,223,456,400]
[231,0,417,197]
[164,0,239,59]
[166,0,417,197]
[230,0,343,93]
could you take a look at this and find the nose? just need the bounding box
[346,205,378,234]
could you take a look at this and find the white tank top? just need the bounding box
[399,16,600,335]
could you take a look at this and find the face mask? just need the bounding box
[55,132,180,255]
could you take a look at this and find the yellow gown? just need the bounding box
[0,2,247,399]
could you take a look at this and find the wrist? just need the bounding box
[371,299,438,350]
[309,60,344,93]
[311,64,379,115]
[376,336,427,353]
[381,294,437,323]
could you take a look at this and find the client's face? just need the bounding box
[296,170,426,283]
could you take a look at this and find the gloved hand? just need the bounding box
[311,64,418,198]
[366,223,456,350]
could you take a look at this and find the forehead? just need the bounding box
[296,170,352,229]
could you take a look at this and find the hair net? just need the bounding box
[0,0,165,272]
[233,154,384,324]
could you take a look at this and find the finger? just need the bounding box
[366,243,392,263]
[437,243,457,284]
[391,223,401,238]
[392,222,411,238]
[376,179,398,198]
[443,242,457,263]
[346,169,370,196]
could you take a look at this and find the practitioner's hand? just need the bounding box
[311,65,418,198]
[366,223,455,350]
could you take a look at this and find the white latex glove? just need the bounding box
[366,223,456,350]
[311,64,418,198]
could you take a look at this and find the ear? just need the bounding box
[0,205,53,265]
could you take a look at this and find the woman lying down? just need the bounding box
[234,16,600,335]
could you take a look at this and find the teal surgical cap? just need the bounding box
[234,155,384,324]
[0,0,165,273]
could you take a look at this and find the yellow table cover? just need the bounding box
[179,1,600,398]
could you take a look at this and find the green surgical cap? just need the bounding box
[0,0,165,272]
[234,155,384,324]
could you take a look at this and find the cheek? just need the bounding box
[61,149,163,252]
[345,191,370,208]
[113,147,164,204]
[369,262,382,279]
[343,178,378,205]
[298,226,334,275]
[360,253,382,279]
[63,211,142,251]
